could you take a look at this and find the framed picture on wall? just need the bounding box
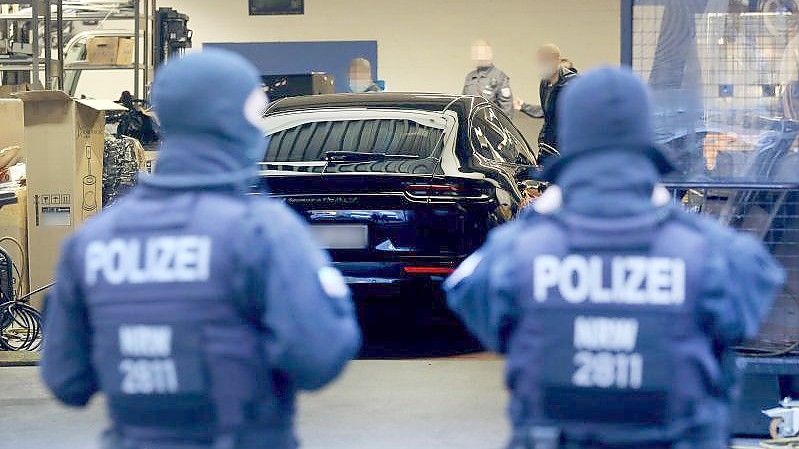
[249,0,304,16]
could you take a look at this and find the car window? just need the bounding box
[264,117,445,174]
[470,107,520,163]
[266,118,444,162]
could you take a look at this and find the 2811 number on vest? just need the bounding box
[571,316,643,390]
[572,351,643,389]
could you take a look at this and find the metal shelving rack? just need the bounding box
[0,0,154,98]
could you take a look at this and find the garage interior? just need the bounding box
[1,1,798,448]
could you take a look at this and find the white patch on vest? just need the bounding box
[318,267,349,298]
[85,236,212,285]
[244,88,269,127]
[500,87,512,98]
[118,325,179,395]
[571,316,644,390]
[533,185,670,215]
[651,184,671,207]
[119,325,172,357]
[533,185,563,214]
[573,316,639,352]
[533,255,686,306]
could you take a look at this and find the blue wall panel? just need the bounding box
[206,40,378,93]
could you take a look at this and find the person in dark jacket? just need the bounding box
[40,49,361,449]
[446,66,784,449]
[516,44,577,153]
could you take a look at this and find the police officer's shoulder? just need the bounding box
[486,213,558,254]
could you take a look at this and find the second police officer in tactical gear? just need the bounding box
[446,66,785,449]
[463,39,514,117]
[40,49,361,449]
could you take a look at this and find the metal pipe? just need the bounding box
[56,0,63,90]
[661,182,799,190]
[30,0,40,88]
[142,0,149,97]
[43,0,51,89]
[133,0,140,99]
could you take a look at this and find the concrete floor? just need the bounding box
[0,359,509,449]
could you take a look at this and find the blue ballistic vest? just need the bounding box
[79,192,293,445]
[506,207,714,440]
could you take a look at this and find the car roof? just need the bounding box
[265,92,486,117]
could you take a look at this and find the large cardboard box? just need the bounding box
[17,91,125,307]
[86,36,118,65]
[86,36,134,66]
[0,99,23,150]
[0,84,32,99]
[116,37,134,66]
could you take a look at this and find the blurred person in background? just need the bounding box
[40,49,361,449]
[463,39,514,116]
[515,44,577,157]
[348,57,382,93]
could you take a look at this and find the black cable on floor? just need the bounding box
[0,300,42,351]
[0,282,53,352]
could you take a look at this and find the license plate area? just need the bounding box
[310,224,369,249]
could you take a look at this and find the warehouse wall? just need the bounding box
[77,0,621,106]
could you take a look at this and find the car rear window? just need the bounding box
[265,118,445,163]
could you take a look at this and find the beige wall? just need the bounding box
[78,0,621,106]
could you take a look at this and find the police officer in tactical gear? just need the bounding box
[463,39,514,116]
[446,66,784,449]
[40,49,361,449]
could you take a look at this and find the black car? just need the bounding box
[259,93,541,350]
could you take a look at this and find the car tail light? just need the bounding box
[403,266,456,275]
[404,183,465,198]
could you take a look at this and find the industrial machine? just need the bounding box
[153,6,192,68]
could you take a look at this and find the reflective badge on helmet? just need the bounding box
[318,266,348,298]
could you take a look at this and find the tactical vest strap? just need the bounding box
[228,197,272,328]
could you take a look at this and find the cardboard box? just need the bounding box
[0,186,29,296]
[0,99,23,151]
[17,91,125,307]
[0,84,32,99]
[116,37,134,66]
[86,36,134,66]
